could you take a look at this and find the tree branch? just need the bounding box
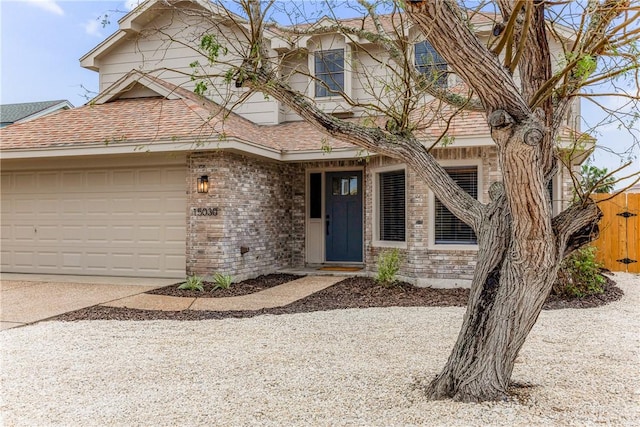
[552,200,602,258]
[237,62,484,228]
[406,0,530,122]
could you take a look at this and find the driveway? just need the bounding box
[0,274,177,330]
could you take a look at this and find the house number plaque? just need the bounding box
[192,207,218,216]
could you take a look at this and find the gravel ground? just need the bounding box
[1,272,638,426]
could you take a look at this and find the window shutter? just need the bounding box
[380,170,406,242]
[435,167,477,244]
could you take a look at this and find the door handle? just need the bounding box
[326,214,330,236]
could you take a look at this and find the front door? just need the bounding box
[325,171,363,262]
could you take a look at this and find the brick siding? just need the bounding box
[186,151,303,281]
[187,146,573,287]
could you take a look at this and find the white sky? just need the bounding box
[0,0,637,187]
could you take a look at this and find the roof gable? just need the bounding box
[91,70,182,104]
[80,0,243,71]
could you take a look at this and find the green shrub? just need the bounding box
[211,272,233,290]
[178,275,204,292]
[553,246,605,298]
[375,249,401,287]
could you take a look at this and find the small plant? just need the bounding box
[553,246,605,298]
[178,275,204,292]
[211,272,233,290]
[375,248,401,287]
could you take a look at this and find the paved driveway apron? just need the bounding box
[0,274,176,330]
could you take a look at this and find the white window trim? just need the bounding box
[308,44,352,100]
[372,164,408,249]
[427,159,482,251]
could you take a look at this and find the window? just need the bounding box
[379,170,406,242]
[415,40,448,88]
[332,175,358,196]
[309,173,322,219]
[435,167,477,244]
[314,49,344,97]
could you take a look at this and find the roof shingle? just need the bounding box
[0,100,72,125]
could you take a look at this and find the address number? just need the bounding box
[192,207,218,216]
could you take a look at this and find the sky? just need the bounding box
[0,0,637,187]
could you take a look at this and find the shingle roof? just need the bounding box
[0,75,490,155]
[0,97,251,150]
[0,100,72,125]
[0,97,357,153]
[0,101,489,154]
[279,10,495,39]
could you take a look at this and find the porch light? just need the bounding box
[197,175,209,193]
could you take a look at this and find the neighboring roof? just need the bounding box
[0,100,73,126]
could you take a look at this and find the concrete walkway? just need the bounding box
[103,275,342,312]
[1,274,342,330]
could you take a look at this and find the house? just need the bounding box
[0,100,74,128]
[0,0,587,287]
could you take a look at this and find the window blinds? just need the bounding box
[435,167,477,244]
[380,170,406,242]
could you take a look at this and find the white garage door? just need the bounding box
[1,159,186,278]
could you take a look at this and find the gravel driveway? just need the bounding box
[1,273,638,426]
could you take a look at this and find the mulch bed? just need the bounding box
[542,274,623,310]
[146,274,300,298]
[51,274,624,322]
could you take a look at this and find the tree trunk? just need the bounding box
[425,235,557,402]
[423,123,602,402]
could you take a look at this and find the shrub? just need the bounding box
[553,246,605,298]
[178,275,204,292]
[375,248,401,287]
[211,272,233,290]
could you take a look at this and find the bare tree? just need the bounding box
[128,0,639,401]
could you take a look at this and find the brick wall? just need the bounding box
[364,146,498,287]
[186,146,574,287]
[186,151,303,281]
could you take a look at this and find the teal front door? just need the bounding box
[325,171,363,262]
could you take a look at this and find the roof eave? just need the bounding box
[80,31,129,71]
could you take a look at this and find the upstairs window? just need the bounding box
[434,167,477,244]
[415,40,448,88]
[314,49,344,97]
[379,170,406,242]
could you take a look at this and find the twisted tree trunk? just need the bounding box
[424,117,602,402]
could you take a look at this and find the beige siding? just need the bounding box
[93,8,569,128]
[97,9,280,124]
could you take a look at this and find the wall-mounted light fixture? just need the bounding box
[197,175,209,193]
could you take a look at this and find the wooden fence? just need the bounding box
[590,192,639,273]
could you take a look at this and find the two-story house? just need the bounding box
[0,0,587,287]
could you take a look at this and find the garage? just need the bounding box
[1,155,186,278]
